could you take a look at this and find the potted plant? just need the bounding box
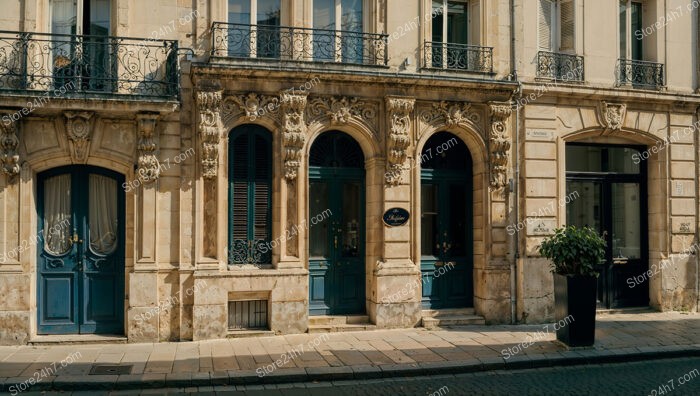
[539,226,606,347]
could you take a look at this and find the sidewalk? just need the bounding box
[1,311,699,392]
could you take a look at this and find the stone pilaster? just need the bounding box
[278,92,307,267]
[370,96,421,329]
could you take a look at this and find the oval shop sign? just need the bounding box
[383,207,410,227]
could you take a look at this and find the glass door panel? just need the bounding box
[256,0,281,58]
[611,183,641,260]
[340,0,363,63]
[566,181,602,234]
[228,0,252,56]
[309,181,330,258]
[313,0,335,61]
[421,184,439,257]
[340,182,361,258]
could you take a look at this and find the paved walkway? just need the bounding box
[1,311,699,392]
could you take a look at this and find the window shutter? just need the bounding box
[559,0,575,51]
[252,134,271,242]
[538,0,554,51]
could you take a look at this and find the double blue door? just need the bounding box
[38,166,124,334]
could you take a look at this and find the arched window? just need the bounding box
[228,125,272,265]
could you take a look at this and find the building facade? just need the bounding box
[0,0,697,345]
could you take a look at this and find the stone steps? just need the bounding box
[308,315,375,333]
[421,309,485,329]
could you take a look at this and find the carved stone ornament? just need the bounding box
[600,101,627,132]
[420,101,481,126]
[280,93,307,181]
[197,91,223,179]
[136,113,160,183]
[64,111,94,163]
[0,117,20,176]
[385,97,415,186]
[224,93,280,122]
[488,102,512,190]
[307,96,377,126]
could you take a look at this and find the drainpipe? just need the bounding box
[509,0,520,325]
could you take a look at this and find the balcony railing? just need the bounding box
[537,51,584,82]
[211,22,388,67]
[423,41,493,73]
[0,31,179,99]
[616,59,664,89]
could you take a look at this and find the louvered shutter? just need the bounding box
[229,128,272,264]
[539,0,554,51]
[559,0,575,51]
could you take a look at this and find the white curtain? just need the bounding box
[89,174,118,254]
[44,174,72,255]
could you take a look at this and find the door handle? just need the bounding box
[334,236,338,249]
[435,261,444,267]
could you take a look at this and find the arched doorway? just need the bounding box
[420,132,473,309]
[37,166,125,334]
[308,131,365,315]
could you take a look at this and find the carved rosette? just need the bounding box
[488,102,512,190]
[64,111,94,163]
[280,93,308,181]
[600,101,627,132]
[224,93,280,123]
[420,101,481,127]
[197,91,223,179]
[0,117,20,176]
[385,97,415,186]
[136,113,160,183]
[307,96,377,127]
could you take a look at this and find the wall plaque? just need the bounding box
[383,208,410,227]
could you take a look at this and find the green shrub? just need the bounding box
[539,226,605,277]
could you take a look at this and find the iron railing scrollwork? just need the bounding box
[0,30,179,98]
[536,51,584,82]
[229,239,271,265]
[423,41,493,73]
[616,59,664,89]
[211,22,388,67]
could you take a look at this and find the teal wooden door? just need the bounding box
[308,132,365,315]
[420,133,473,309]
[38,166,124,334]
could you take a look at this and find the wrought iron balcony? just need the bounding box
[537,51,584,82]
[423,41,493,73]
[616,59,664,89]
[211,22,388,67]
[0,31,179,99]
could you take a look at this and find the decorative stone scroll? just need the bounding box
[488,102,512,190]
[197,91,223,179]
[0,117,20,176]
[385,97,415,186]
[136,113,160,183]
[420,101,481,127]
[307,96,377,127]
[280,93,307,181]
[64,111,94,163]
[599,101,627,132]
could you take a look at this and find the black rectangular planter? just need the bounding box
[554,274,597,347]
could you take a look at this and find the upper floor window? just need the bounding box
[313,0,363,32]
[313,0,364,63]
[538,0,574,53]
[51,0,111,36]
[227,0,281,58]
[432,0,469,45]
[619,0,643,60]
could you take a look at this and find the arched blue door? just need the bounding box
[308,131,365,315]
[420,132,473,309]
[37,166,125,334]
